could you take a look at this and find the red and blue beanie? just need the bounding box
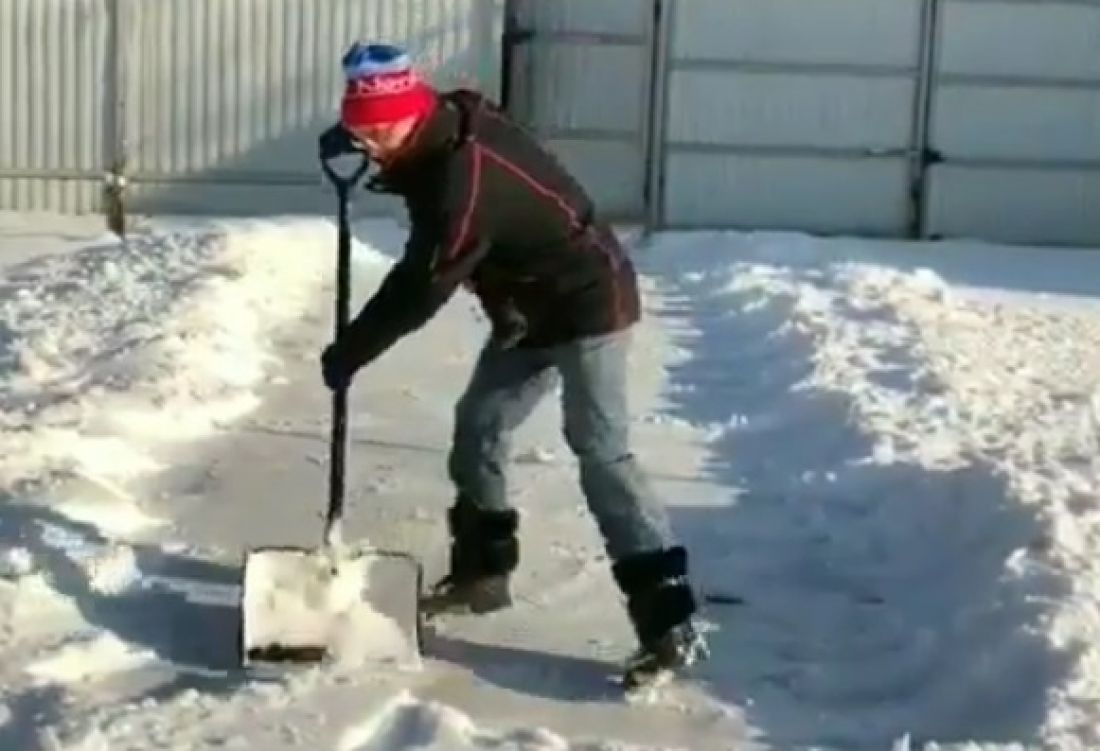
[340,42,436,129]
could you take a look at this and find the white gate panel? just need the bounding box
[506,0,652,219]
[517,44,646,134]
[925,164,1100,246]
[661,0,923,234]
[925,0,1100,244]
[673,0,922,66]
[666,152,910,234]
[667,70,915,150]
[939,1,1100,80]
[517,0,648,36]
[933,86,1100,161]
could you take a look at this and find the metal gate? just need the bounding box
[8,0,1100,244]
[923,0,1100,246]
[507,0,1100,246]
[502,0,658,221]
[655,0,929,236]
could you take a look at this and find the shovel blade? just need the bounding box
[240,546,421,668]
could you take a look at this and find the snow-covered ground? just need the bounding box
[3,208,1100,750]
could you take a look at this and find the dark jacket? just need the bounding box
[329,89,641,375]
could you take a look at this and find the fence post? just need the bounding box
[103,0,128,237]
[500,0,534,118]
[642,0,671,235]
[909,0,942,239]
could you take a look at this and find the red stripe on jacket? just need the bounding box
[478,142,625,326]
[444,145,484,261]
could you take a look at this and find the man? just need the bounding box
[318,42,706,688]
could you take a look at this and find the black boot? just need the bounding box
[421,501,519,618]
[612,546,709,690]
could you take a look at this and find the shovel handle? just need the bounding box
[321,155,369,543]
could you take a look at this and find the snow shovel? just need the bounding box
[239,153,423,668]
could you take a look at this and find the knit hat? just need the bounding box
[340,42,436,129]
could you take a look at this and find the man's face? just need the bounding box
[349,118,417,162]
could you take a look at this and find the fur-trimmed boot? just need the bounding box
[421,500,519,617]
[612,545,709,689]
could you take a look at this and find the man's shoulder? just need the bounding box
[440,88,523,138]
[441,87,498,111]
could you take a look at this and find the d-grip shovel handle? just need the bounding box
[321,154,370,547]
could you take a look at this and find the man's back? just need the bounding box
[435,90,641,347]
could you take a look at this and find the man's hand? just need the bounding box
[319,123,361,160]
[320,343,353,391]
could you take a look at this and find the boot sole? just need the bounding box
[419,593,513,619]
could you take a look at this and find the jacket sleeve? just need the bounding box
[334,144,490,372]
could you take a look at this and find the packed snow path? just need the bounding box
[3,213,1100,749]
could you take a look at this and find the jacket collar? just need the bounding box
[375,97,456,168]
[367,91,487,193]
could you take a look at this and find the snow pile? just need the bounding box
[338,691,576,750]
[25,632,157,685]
[337,691,676,750]
[0,568,80,638]
[645,231,1100,749]
[0,217,398,747]
[75,543,140,595]
[782,255,1100,749]
[0,219,344,500]
[7,214,1100,750]
[835,265,1100,751]
[0,546,34,578]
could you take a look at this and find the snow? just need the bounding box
[0,546,35,577]
[0,215,337,501]
[241,547,419,669]
[25,632,156,685]
[72,542,141,595]
[3,209,1100,749]
[334,690,623,750]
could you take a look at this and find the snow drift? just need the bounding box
[3,212,1100,749]
[639,231,1100,750]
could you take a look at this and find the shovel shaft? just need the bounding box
[320,155,369,542]
[327,184,351,536]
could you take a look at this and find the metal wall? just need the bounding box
[9,0,1100,245]
[656,0,927,235]
[504,0,654,219]
[923,0,1100,246]
[507,0,1100,246]
[125,0,501,216]
[0,0,502,216]
[0,0,109,213]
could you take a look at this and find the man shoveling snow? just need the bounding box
[316,41,707,689]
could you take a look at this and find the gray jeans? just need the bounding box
[447,329,674,560]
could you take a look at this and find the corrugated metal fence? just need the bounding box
[0,0,501,219]
[503,0,655,220]
[0,0,109,213]
[5,0,1100,246]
